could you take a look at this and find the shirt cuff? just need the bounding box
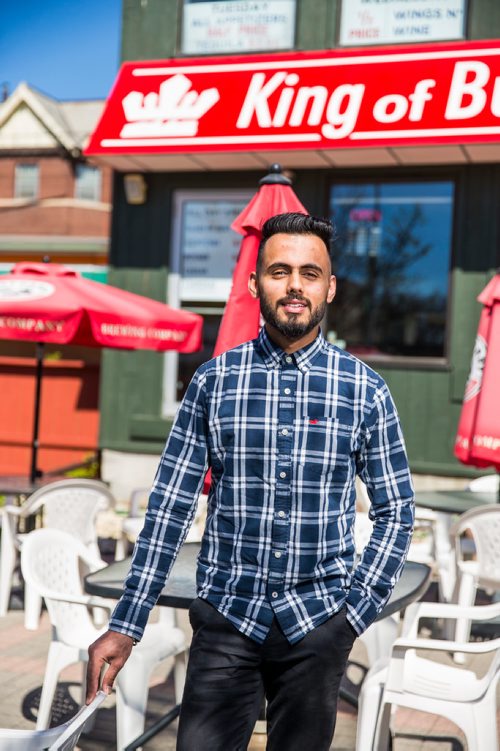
[345,586,379,635]
[109,599,148,642]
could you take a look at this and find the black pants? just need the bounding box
[177,598,357,751]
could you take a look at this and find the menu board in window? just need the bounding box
[175,192,251,302]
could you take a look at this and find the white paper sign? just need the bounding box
[340,0,466,46]
[182,0,296,54]
[178,196,250,301]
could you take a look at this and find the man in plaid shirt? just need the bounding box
[87,212,414,750]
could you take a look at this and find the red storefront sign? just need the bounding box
[86,40,500,155]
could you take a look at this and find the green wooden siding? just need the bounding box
[122,0,340,59]
[122,0,499,60]
[100,164,500,474]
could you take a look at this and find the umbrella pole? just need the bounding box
[30,342,44,484]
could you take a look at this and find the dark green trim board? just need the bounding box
[468,0,500,39]
[122,0,179,61]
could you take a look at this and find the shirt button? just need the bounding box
[281,428,289,436]
[278,511,286,518]
[272,591,278,598]
[284,388,291,395]
[274,551,282,558]
[285,356,292,363]
[279,471,287,479]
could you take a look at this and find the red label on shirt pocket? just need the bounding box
[309,419,319,424]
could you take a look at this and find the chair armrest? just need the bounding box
[393,634,500,655]
[408,600,500,622]
[1,504,23,517]
[87,596,115,612]
[414,507,437,523]
[36,589,112,609]
[41,590,95,606]
[401,600,500,639]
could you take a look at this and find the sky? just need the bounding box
[0,0,122,101]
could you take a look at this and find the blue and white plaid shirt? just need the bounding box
[110,328,414,644]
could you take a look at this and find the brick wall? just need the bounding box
[0,155,112,238]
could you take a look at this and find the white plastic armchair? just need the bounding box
[356,600,500,751]
[21,528,187,751]
[467,474,500,493]
[449,504,500,649]
[116,487,208,560]
[356,480,452,599]
[0,690,107,750]
[0,478,115,630]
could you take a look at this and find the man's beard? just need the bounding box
[259,292,326,340]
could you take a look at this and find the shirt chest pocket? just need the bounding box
[293,417,357,477]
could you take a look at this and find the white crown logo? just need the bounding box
[120,74,220,138]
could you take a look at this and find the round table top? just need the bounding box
[85,542,431,619]
[414,489,498,515]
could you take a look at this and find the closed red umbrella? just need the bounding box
[213,164,307,356]
[203,165,307,493]
[454,273,500,481]
[0,262,203,481]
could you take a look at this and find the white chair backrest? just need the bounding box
[0,691,107,750]
[21,528,105,644]
[451,505,500,589]
[466,474,499,493]
[23,479,115,549]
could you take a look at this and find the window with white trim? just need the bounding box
[14,163,39,200]
[75,164,101,201]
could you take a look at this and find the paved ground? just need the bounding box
[1,589,499,751]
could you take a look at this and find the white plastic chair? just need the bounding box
[467,474,500,493]
[0,479,116,630]
[353,510,418,667]
[449,504,500,649]
[356,600,500,751]
[356,480,452,600]
[21,528,187,751]
[116,488,208,560]
[0,690,107,750]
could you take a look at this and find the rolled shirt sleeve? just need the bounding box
[109,366,209,641]
[346,383,415,635]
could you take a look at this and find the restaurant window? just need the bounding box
[75,164,101,201]
[328,180,454,360]
[180,0,296,55]
[14,163,39,200]
[162,189,252,415]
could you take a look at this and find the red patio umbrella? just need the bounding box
[0,262,203,481]
[203,165,307,493]
[454,273,500,492]
[213,164,307,356]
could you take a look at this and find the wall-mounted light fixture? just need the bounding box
[124,173,147,205]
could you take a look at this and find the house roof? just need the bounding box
[0,82,105,154]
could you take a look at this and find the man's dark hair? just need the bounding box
[256,212,335,274]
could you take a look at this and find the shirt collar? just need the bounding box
[256,326,327,372]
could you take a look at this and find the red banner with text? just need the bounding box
[86,40,500,155]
